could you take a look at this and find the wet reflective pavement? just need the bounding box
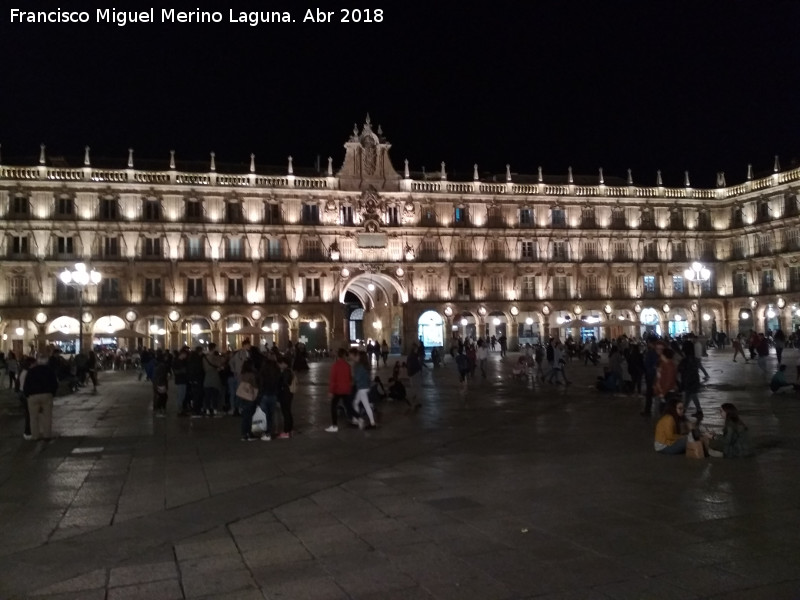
[1,349,799,599]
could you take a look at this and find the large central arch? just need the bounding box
[339,273,408,307]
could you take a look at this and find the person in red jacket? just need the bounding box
[326,348,356,432]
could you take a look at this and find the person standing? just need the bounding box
[326,348,355,432]
[202,343,225,417]
[405,344,423,409]
[152,351,169,417]
[17,357,35,440]
[257,350,281,440]
[276,357,295,438]
[228,339,251,417]
[641,340,660,416]
[172,347,190,415]
[238,359,260,441]
[22,354,59,441]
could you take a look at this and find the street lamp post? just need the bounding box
[684,261,711,336]
[59,263,101,354]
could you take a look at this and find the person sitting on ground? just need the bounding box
[769,364,800,394]
[512,356,528,378]
[595,367,616,393]
[387,376,407,403]
[702,403,754,458]
[368,376,387,405]
[654,398,692,455]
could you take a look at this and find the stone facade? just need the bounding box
[1,118,799,356]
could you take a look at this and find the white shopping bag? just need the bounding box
[251,406,267,433]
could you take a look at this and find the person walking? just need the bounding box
[678,341,703,418]
[6,351,19,391]
[353,351,377,428]
[380,339,389,367]
[732,334,748,363]
[86,350,99,393]
[476,340,489,379]
[405,344,424,409]
[276,357,295,438]
[22,354,59,441]
[326,348,355,432]
[755,333,770,381]
[455,348,470,395]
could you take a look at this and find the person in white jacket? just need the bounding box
[476,340,489,378]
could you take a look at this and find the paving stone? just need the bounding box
[109,561,178,587]
[107,579,184,600]
[30,569,107,595]
[1,352,799,599]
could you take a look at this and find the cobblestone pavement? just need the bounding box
[1,348,799,599]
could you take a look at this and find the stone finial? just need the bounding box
[84,146,91,166]
[747,163,753,180]
[774,155,780,172]
[250,153,255,173]
[627,169,633,185]
[377,124,383,136]
[537,166,543,183]
[365,112,371,125]
[287,155,294,175]
[403,159,410,179]
[567,166,574,184]
[39,143,46,165]
[127,148,134,168]
[473,164,479,181]
[352,123,359,137]
[506,164,512,182]
[169,150,176,169]
[716,172,727,187]
[210,152,216,172]
[684,171,691,187]
[327,156,333,176]
[656,170,663,186]
[598,167,604,185]
[440,161,447,180]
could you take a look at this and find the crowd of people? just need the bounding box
[5,325,797,456]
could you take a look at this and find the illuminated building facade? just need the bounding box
[1,117,799,355]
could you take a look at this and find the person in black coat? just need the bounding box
[22,357,59,440]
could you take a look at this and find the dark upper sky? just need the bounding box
[1,0,798,187]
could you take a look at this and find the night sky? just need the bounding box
[1,1,799,187]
